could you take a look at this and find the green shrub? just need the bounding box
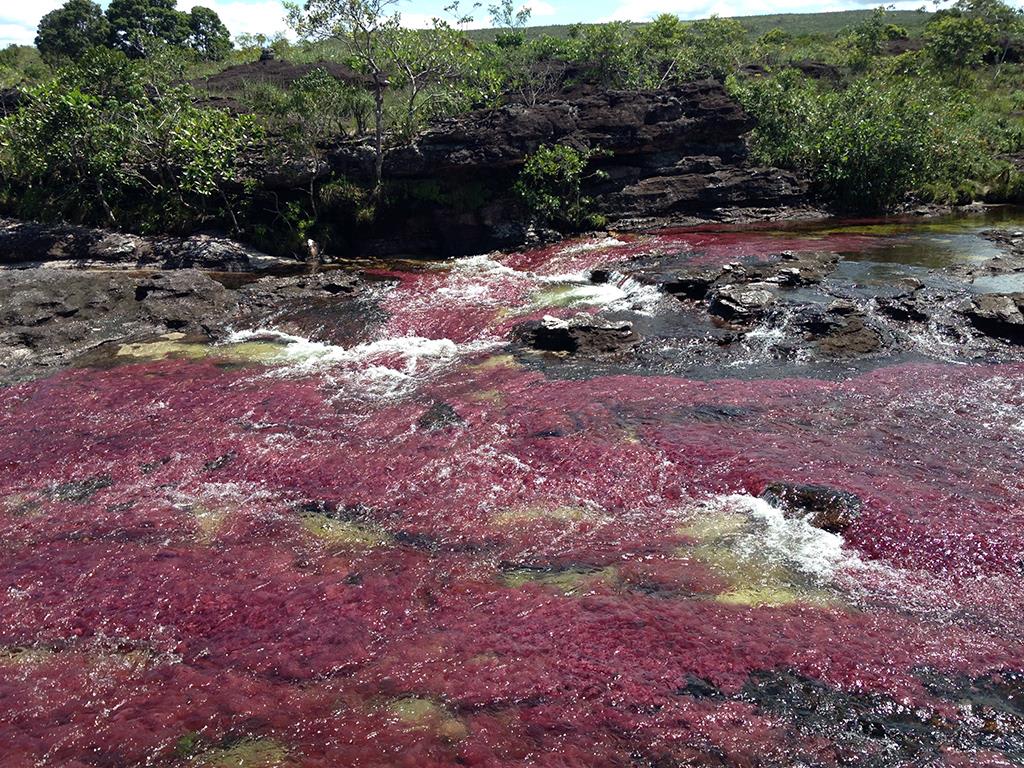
[0,48,259,231]
[730,71,986,211]
[515,144,606,230]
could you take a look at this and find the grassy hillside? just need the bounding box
[466,8,935,42]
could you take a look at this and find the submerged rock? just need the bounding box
[417,402,465,431]
[517,314,640,355]
[759,482,863,533]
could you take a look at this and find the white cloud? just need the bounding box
[178,1,289,38]
[0,1,63,47]
[524,0,556,18]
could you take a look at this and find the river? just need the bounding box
[2,213,1024,766]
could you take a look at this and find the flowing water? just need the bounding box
[3,214,1024,767]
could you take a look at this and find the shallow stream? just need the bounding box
[2,213,1024,766]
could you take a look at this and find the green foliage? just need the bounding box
[35,0,110,66]
[730,70,987,211]
[515,144,606,230]
[925,14,997,74]
[0,46,49,89]
[187,7,233,61]
[841,7,910,70]
[0,48,259,231]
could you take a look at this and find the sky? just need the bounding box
[0,0,982,49]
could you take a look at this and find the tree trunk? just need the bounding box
[373,82,385,195]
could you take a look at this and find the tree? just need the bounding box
[0,47,258,230]
[515,144,606,229]
[287,0,401,193]
[388,21,476,137]
[680,16,748,79]
[489,0,530,48]
[633,14,688,87]
[34,0,111,66]
[106,0,190,57]
[187,6,233,61]
[925,14,997,79]
[843,6,907,70]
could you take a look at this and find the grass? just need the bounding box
[463,9,935,42]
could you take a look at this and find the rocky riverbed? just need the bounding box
[2,211,1024,767]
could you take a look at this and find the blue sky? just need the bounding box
[0,0,989,49]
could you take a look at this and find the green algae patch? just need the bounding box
[380,696,468,742]
[186,739,289,768]
[0,646,54,668]
[192,506,231,543]
[673,501,843,608]
[675,508,750,542]
[300,515,391,548]
[470,354,519,371]
[116,335,287,364]
[502,565,619,595]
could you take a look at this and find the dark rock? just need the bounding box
[707,285,777,322]
[204,452,237,471]
[518,314,640,355]
[689,404,756,422]
[661,266,723,300]
[965,293,1024,343]
[876,295,930,323]
[0,218,288,271]
[792,59,842,80]
[306,81,810,257]
[760,481,863,533]
[417,402,465,431]
[742,670,949,763]
[676,675,724,700]
[793,304,883,357]
[49,475,114,503]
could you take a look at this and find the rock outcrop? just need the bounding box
[0,218,289,271]
[304,81,811,257]
[516,314,641,356]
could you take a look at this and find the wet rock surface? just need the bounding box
[0,267,374,384]
[516,314,641,356]
[0,217,290,271]
[759,482,863,533]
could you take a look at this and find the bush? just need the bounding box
[730,71,986,211]
[0,49,259,231]
[515,144,606,230]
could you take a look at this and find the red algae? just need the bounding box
[3,225,1024,766]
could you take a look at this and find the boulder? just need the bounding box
[759,482,863,533]
[517,314,640,355]
[965,293,1024,343]
[708,285,777,322]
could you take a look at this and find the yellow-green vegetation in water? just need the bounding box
[675,504,837,608]
[300,514,391,548]
[184,739,289,768]
[0,646,54,669]
[117,334,287,364]
[381,696,468,743]
[502,565,619,595]
[469,353,519,371]
[192,506,230,543]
